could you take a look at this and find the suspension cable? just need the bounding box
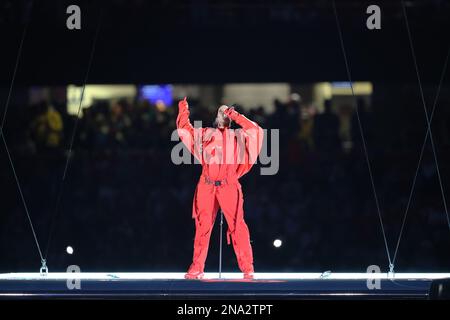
[332,0,393,269]
[44,9,103,260]
[0,0,44,264]
[392,1,450,266]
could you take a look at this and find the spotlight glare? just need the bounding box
[66,246,74,255]
[273,239,282,248]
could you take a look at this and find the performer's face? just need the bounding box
[216,105,231,128]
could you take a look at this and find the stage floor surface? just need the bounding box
[1,272,449,299]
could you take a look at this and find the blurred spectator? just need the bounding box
[313,99,341,154]
[30,102,63,153]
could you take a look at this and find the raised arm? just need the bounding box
[224,107,264,177]
[176,97,202,161]
[176,97,193,133]
[224,107,264,153]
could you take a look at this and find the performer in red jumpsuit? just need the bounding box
[176,97,263,279]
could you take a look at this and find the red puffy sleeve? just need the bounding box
[225,108,264,178]
[176,98,204,164]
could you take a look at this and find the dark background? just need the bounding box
[1,0,450,273]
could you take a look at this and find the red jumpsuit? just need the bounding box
[176,99,263,277]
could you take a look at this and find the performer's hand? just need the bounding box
[178,96,189,110]
[223,105,239,120]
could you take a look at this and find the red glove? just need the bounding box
[223,106,240,121]
[178,96,188,110]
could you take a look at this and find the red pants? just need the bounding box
[188,178,254,273]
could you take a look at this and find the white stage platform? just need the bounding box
[1,272,449,299]
[1,272,449,280]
